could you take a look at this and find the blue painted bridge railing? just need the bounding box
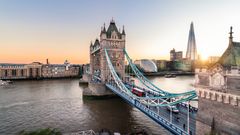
[106,83,188,135]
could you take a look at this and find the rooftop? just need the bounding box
[0,63,26,66]
[217,28,240,67]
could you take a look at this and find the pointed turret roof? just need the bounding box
[90,41,93,47]
[103,23,106,32]
[217,27,240,67]
[122,25,126,35]
[218,42,240,67]
[106,19,121,38]
[100,23,106,35]
[94,39,100,46]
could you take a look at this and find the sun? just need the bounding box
[199,53,209,61]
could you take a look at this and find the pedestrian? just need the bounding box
[176,117,179,122]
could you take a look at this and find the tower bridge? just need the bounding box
[83,20,198,135]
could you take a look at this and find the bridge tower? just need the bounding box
[90,19,126,83]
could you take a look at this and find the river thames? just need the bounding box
[0,76,195,135]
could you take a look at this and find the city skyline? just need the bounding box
[1,0,240,64]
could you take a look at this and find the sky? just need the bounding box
[0,0,240,64]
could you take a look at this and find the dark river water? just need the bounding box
[0,76,195,135]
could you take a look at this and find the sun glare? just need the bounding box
[201,54,209,61]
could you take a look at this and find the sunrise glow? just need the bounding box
[1,0,240,64]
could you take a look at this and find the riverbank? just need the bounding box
[130,71,194,76]
[18,128,151,135]
[0,76,82,81]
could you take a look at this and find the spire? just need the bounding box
[94,38,100,46]
[190,21,194,30]
[122,25,126,35]
[218,26,240,67]
[103,23,106,32]
[111,17,115,23]
[186,22,197,61]
[106,19,120,38]
[100,23,106,36]
[90,41,93,47]
[229,26,233,44]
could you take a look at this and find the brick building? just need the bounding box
[0,60,80,80]
[0,62,42,79]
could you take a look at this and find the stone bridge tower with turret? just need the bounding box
[90,19,126,83]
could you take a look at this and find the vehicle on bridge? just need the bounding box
[167,105,180,113]
[132,87,145,97]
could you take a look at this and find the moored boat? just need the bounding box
[0,80,9,86]
[164,74,176,78]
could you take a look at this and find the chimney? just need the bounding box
[46,59,49,64]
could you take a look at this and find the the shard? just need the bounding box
[186,22,197,60]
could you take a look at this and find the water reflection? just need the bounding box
[0,76,194,135]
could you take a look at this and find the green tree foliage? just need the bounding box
[18,128,61,135]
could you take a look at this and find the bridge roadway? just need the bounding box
[140,86,196,134]
[106,83,196,135]
[148,104,196,135]
[127,83,197,134]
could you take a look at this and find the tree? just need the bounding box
[18,128,61,135]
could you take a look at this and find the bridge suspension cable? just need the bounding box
[104,48,197,107]
[124,49,197,98]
